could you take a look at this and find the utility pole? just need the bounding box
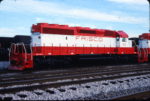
[148,0,150,32]
[0,0,3,3]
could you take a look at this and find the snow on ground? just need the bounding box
[0,74,150,100]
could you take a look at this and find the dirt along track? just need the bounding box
[0,63,150,95]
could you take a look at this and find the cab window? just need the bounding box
[122,38,126,42]
[116,37,120,41]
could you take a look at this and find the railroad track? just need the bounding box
[0,64,149,86]
[1,67,150,86]
[0,63,150,95]
[0,63,149,80]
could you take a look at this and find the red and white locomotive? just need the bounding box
[9,23,150,70]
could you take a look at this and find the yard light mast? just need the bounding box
[148,0,150,32]
[0,0,3,3]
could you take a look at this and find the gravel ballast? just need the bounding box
[0,74,150,100]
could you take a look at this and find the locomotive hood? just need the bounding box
[139,33,150,40]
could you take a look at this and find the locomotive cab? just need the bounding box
[8,43,33,70]
[115,31,134,54]
[116,31,132,48]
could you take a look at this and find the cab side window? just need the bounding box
[116,37,120,41]
[122,38,126,42]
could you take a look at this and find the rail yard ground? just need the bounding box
[0,63,150,100]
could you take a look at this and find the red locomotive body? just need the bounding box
[8,23,150,70]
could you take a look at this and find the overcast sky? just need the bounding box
[0,0,149,37]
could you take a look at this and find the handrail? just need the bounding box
[137,47,141,59]
[145,48,148,58]
[9,43,17,61]
[30,44,33,60]
[21,42,27,62]
[143,48,146,59]
[132,40,137,47]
